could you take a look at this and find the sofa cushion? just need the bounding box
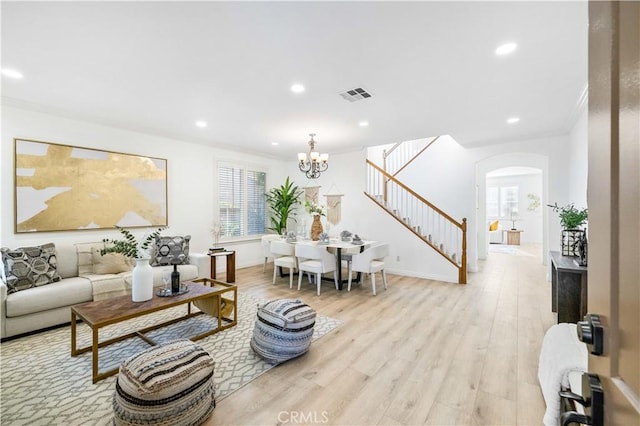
[91,251,132,274]
[6,276,92,317]
[1,243,62,294]
[489,220,499,231]
[151,235,191,266]
[76,242,104,276]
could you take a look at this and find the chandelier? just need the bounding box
[297,133,328,179]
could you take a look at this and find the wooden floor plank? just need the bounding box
[205,243,553,425]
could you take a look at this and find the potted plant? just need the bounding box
[548,202,588,256]
[101,226,166,301]
[265,176,303,235]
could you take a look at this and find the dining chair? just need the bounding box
[270,240,297,288]
[347,243,389,296]
[261,235,280,272]
[295,243,338,296]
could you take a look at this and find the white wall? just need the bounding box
[1,105,288,272]
[569,107,588,209]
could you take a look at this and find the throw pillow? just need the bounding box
[152,235,191,266]
[91,249,133,274]
[0,243,62,294]
[489,220,499,231]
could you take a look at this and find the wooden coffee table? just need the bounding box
[71,280,237,383]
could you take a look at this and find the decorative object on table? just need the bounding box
[171,263,181,294]
[250,298,317,364]
[265,176,303,235]
[509,209,520,230]
[112,340,216,426]
[157,283,189,297]
[101,226,166,302]
[575,230,588,267]
[14,138,167,233]
[285,231,297,243]
[208,247,225,253]
[548,202,588,256]
[305,200,326,241]
[340,230,352,242]
[297,133,328,179]
[318,232,330,245]
[210,221,221,249]
[352,234,364,245]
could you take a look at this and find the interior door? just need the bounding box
[588,1,640,424]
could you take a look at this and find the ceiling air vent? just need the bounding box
[339,87,372,102]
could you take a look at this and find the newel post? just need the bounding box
[459,217,467,284]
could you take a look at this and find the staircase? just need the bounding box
[365,138,467,284]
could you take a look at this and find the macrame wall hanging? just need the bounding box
[324,184,344,225]
[304,186,320,204]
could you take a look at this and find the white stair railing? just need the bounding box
[365,159,467,284]
[383,136,440,177]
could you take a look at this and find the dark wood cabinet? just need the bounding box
[550,251,588,323]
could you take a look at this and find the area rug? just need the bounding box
[0,293,341,425]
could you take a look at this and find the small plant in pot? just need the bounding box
[548,202,588,256]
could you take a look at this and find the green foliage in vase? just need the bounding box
[547,202,588,230]
[265,176,303,235]
[304,200,326,216]
[101,226,166,259]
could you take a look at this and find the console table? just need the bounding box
[550,251,587,323]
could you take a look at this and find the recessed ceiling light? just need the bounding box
[495,42,517,56]
[290,83,305,93]
[1,68,24,79]
[359,121,369,127]
[195,121,207,128]
[271,142,279,146]
[507,117,520,124]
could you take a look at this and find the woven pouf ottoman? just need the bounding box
[250,298,316,364]
[113,339,216,426]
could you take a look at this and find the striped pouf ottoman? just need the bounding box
[250,298,316,364]
[113,340,216,426]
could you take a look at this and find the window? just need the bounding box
[218,163,266,238]
[487,185,519,219]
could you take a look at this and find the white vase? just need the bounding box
[132,258,153,302]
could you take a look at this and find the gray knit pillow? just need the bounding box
[151,235,190,266]
[1,243,62,293]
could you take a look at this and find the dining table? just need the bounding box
[281,238,375,291]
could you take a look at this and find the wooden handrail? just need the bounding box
[391,136,440,177]
[367,159,464,229]
[363,192,461,268]
[383,142,402,159]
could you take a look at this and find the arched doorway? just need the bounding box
[476,153,549,264]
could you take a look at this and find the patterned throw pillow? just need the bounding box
[1,243,62,294]
[151,235,191,266]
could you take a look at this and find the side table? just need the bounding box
[209,250,236,283]
[506,229,523,245]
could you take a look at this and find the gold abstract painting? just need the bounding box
[14,139,167,233]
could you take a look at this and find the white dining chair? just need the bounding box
[348,243,389,295]
[261,234,280,272]
[271,240,297,288]
[295,243,338,296]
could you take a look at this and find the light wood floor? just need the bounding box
[206,244,556,425]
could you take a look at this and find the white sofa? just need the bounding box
[488,221,505,244]
[0,242,210,339]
